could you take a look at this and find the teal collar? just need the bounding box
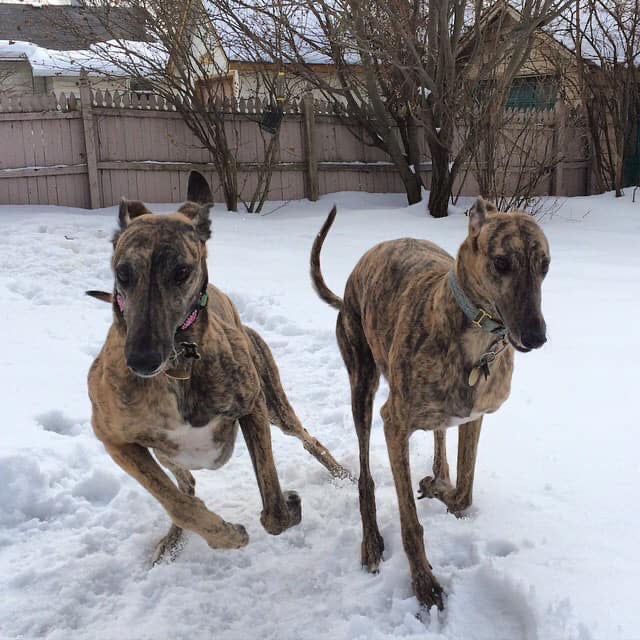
[447,269,507,336]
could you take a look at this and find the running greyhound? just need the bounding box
[88,172,348,564]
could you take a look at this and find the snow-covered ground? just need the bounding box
[0,191,638,640]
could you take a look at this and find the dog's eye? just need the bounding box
[115,264,132,286]
[540,258,550,276]
[493,256,510,273]
[174,266,191,285]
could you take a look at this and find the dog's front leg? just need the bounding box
[450,418,483,515]
[417,419,482,517]
[239,400,302,535]
[151,452,197,564]
[103,441,249,550]
[382,400,444,611]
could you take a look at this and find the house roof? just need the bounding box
[204,2,359,67]
[0,39,168,78]
[458,2,574,61]
[0,4,147,51]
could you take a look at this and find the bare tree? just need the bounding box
[209,0,427,206]
[72,0,293,211]
[465,102,567,211]
[209,0,570,217]
[560,0,640,195]
[459,38,570,212]
[413,0,571,216]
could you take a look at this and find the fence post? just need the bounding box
[79,71,102,209]
[552,100,567,197]
[302,92,319,201]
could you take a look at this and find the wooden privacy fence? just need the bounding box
[452,104,591,199]
[0,85,420,209]
[0,84,590,209]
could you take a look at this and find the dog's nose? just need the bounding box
[521,328,547,350]
[127,350,163,376]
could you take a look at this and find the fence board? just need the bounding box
[0,89,592,209]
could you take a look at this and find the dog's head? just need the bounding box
[457,197,550,353]
[111,171,213,377]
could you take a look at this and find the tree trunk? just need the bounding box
[378,122,423,205]
[428,143,453,218]
[614,153,624,197]
[398,163,423,205]
[221,160,238,211]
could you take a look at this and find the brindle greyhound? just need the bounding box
[88,172,347,564]
[310,198,550,610]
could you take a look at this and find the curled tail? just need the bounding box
[310,206,343,311]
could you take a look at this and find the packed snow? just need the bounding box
[0,191,638,640]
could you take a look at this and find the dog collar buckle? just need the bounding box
[448,270,507,336]
[472,308,493,329]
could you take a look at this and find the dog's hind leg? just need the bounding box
[417,430,454,501]
[240,398,302,535]
[244,325,350,480]
[151,453,196,564]
[382,399,444,610]
[337,313,384,572]
[418,419,482,517]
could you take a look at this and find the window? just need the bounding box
[506,76,556,111]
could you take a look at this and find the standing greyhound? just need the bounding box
[88,172,347,564]
[310,198,550,609]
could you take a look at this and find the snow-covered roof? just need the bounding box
[204,2,359,66]
[0,39,167,78]
[544,6,640,66]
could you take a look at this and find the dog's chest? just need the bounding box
[161,416,238,470]
[431,352,513,430]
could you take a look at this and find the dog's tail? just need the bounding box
[310,206,343,311]
[86,290,112,303]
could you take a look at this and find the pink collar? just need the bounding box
[115,289,209,333]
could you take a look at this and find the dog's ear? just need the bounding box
[118,198,152,229]
[178,201,213,242]
[187,170,213,204]
[86,290,113,303]
[469,196,491,237]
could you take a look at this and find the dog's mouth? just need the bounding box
[507,334,532,353]
[126,355,171,379]
[496,306,534,353]
[127,365,165,379]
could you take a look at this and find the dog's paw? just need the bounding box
[284,490,302,527]
[151,524,185,566]
[202,521,249,549]
[260,491,302,535]
[225,522,250,548]
[361,531,385,573]
[446,500,473,518]
[413,572,445,611]
[417,475,454,501]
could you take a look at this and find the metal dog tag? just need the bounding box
[468,366,481,386]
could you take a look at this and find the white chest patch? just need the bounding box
[442,411,484,429]
[166,417,238,470]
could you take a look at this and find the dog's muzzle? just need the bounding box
[126,349,165,377]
